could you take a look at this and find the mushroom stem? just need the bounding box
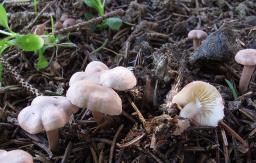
[193,39,201,49]
[239,65,255,93]
[219,121,248,151]
[92,111,105,124]
[46,129,59,151]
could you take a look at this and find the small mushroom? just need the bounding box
[69,61,109,86]
[234,49,256,93]
[188,29,208,49]
[0,149,33,163]
[18,96,79,151]
[66,80,122,124]
[55,21,63,30]
[100,66,137,91]
[60,13,69,22]
[31,23,46,35]
[63,18,76,28]
[172,81,224,126]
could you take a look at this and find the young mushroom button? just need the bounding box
[235,49,256,94]
[18,96,79,151]
[69,61,109,86]
[172,81,224,127]
[66,80,122,124]
[188,30,208,49]
[0,149,33,163]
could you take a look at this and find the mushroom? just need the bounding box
[69,61,109,86]
[100,66,137,91]
[172,81,249,151]
[0,149,33,163]
[69,61,137,91]
[234,49,256,93]
[18,96,79,151]
[32,23,46,35]
[66,80,122,124]
[172,81,224,126]
[63,18,76,28]
[188,29,208,49]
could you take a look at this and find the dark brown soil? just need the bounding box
[0,0,256,162]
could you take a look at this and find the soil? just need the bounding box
[0,0,256,162]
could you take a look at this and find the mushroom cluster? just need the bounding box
[67,61,137,124]
[17,61,137,152]
[172,81,224,126]
[18,96,79,151]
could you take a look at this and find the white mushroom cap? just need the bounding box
[235,49,256,66]
[18,96,79,134]
[188,30,208,40]
[100,66,137,91]
[69,71,102,86]
[172,81,224,127]
[0,149,33,163]
[66,80,122,115]
[69,61,109,86]
[84,61,109,74]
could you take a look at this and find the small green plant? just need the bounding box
[84,0,105,16]
[0,5,44,53]
[0,4,44,82]
[84,0,122,30]
[225,79,238,100]
[32,0,39,14]
[0,4,76,81]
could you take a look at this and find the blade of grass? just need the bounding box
[225,79,238,100]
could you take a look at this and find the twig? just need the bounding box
[121,110,137,123]
[0,58,43,96]
[109,124,123,163]
[127,97,147,129]
[99,149,104,163]
[61,142,72,163]
[220,128,229,163]
[89,39,108,55]
[90,146,99,163]
[33,141,53,158]
[24,1,56,31]
[7,12,54,18]
[219,121,249,153]
[54,9,125,34]
[119,133,145,148]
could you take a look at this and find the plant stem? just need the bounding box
[46,129,59,151]
[0,30,15,36]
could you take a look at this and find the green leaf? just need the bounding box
[106,17,122,30]
[36,48,49,70]
[0,40,10,55]
[14,34,44,51]
[0,4,11,31]
[225,79,238,99]
[84,0,104,16]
